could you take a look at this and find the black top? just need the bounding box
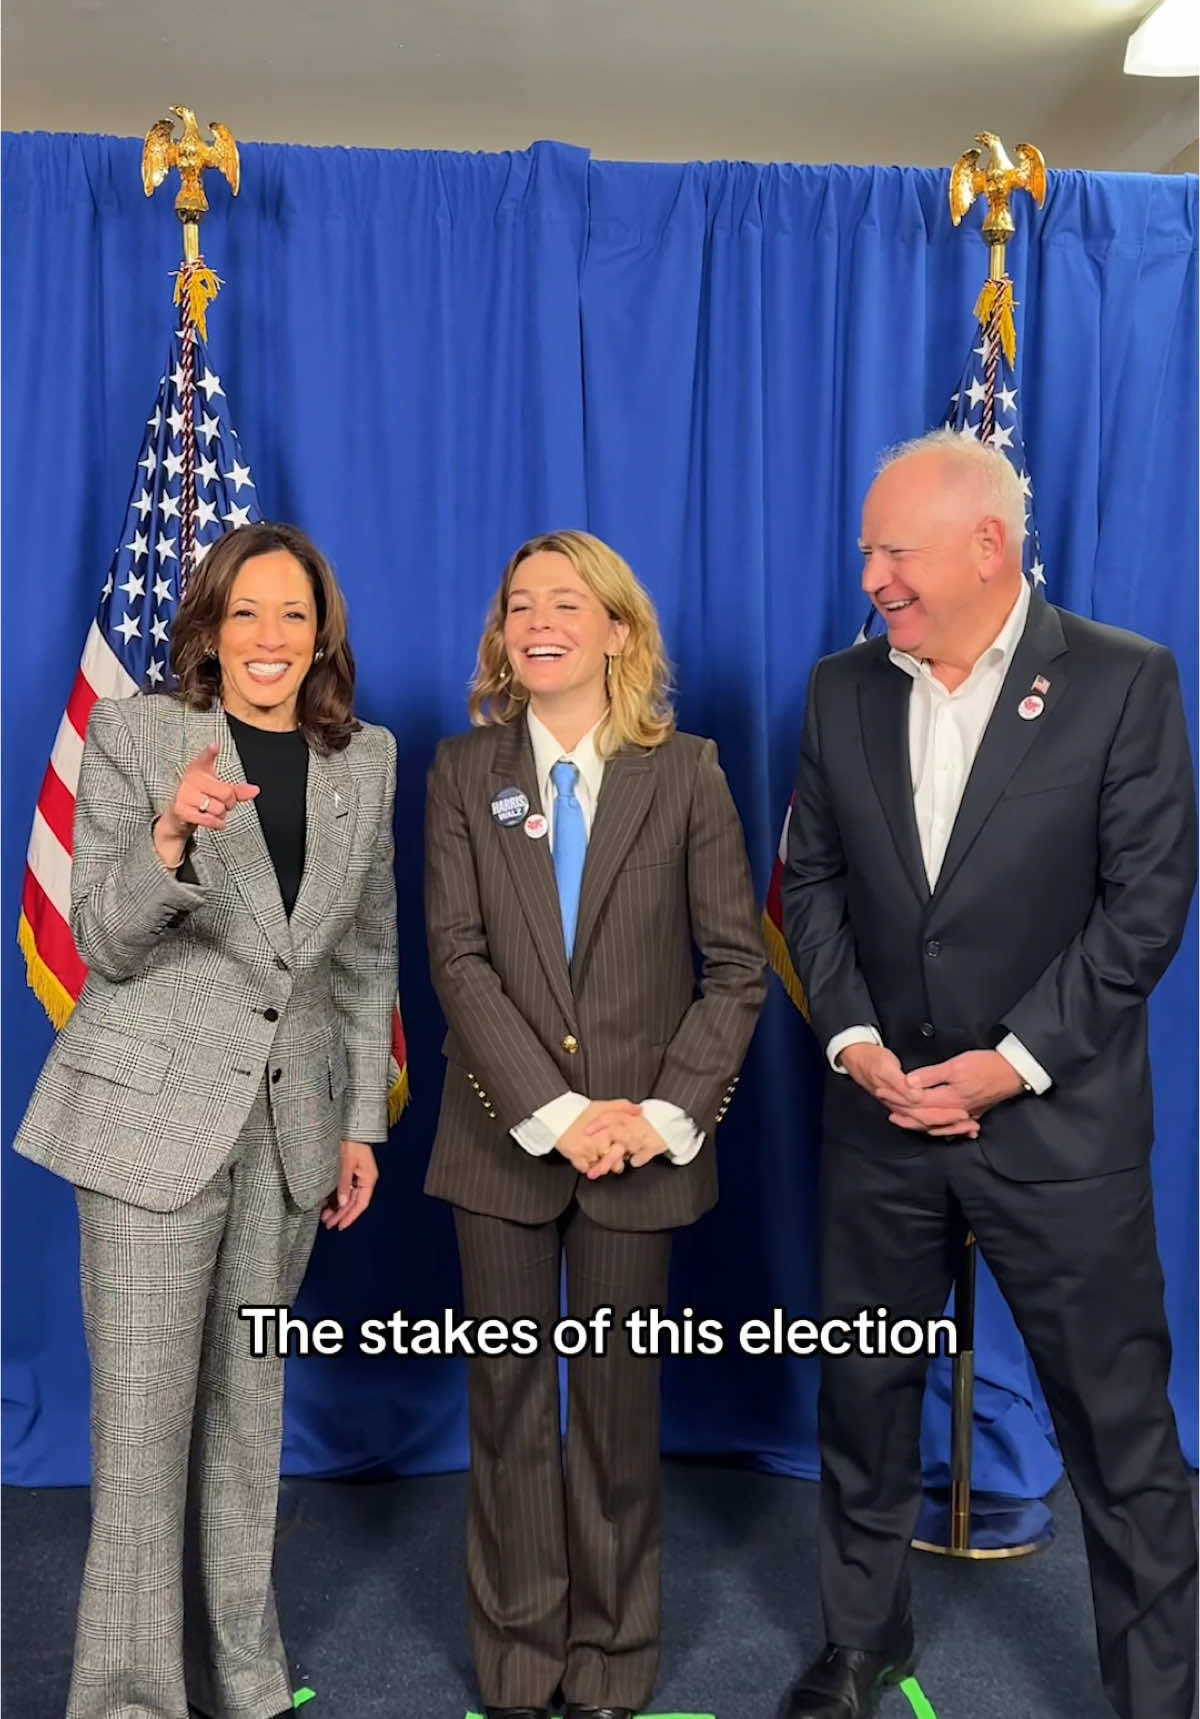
[225,711,309,917]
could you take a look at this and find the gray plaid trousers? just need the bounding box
[68,1082,320,1719]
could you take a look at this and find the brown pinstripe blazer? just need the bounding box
[423,716,767,1230]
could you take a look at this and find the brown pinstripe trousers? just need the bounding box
[454,1202,673,1712]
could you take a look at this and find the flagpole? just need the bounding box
[912,131,1053,1562]
[143,106,240,592]
[20,109,262,1040]
[142,110,410,1117]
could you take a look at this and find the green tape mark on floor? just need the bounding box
[899,1676,939,1719]
[293,1690,316,1710]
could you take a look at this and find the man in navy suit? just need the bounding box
[780,431,1197,1719]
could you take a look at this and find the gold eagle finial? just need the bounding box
[142,106,240,236]
[949,132,1047,369]
[949,131,1046,249]
[142,105,240,334]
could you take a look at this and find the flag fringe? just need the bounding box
[18,914,77,1030]
[387,1063,410,1125]
[762,909,810,1020]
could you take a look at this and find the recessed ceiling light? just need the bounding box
[1124,0,1199,76]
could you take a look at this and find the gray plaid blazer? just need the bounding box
[423,718,767,1231]
[15,694,398,1212]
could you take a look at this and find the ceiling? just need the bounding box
[3,0,1197,173]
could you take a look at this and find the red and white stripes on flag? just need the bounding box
[19,322,410,1120]
[19,623,137,1025]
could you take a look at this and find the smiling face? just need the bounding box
[216,548,319,729]
[502,550,629,719]
[859,451,1008,665]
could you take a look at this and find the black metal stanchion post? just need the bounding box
[912,1235,1054,1559]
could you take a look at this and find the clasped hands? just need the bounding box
[556,1099,669,1180]
[839,1043,1025,1139]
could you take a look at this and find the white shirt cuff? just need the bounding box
[996,1033,1052,1096]
[639,1099,704,1166]
[826,1024,882,1074]
[512,1091,589,1156]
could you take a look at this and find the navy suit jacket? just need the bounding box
[782,596,1197,1181]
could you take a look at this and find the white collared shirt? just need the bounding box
[513,709,702,1165]
[526,708,605,845]
[899,578,1030,890]
[828,581,1051,1096]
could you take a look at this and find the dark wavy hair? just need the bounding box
[170,522,359,753]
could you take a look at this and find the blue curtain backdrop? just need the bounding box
[3,133,1195,1493]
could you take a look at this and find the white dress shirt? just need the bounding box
[511,709,704,1164]
[827,580,1051,1096]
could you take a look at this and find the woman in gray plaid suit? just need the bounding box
[424,531,766,1719]
[16,522,399,1719]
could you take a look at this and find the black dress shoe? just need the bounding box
[563,1707,635,1719]
[779,1632,915,1719]
[483,1708,550,1718]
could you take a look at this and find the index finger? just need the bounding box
[333,1185,371,1229]
[889,1104,973,1128]
[907,1062,956,1090]
[185,741,221,772]
[873,1074,922,1107]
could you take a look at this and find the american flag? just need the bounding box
[19,325,410,1118]
[762,324,1047,1009]
[945,333,1046,591]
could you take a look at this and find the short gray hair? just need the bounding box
[878,427,1027,551]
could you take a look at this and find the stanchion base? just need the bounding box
[912,1489,1054,1559]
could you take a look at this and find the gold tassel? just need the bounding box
[18,915,77,1030]
[762,909,810,1019]
[973,278,1018,369]
[387,1063,411,1125]
[173,265,224,341]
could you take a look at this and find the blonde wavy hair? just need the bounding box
[468,530,675,754]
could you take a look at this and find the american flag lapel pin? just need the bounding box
[1032,674,1051,695]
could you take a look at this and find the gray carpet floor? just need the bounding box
[0,1465,1165,1719]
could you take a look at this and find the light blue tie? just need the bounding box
[550,759,587,959]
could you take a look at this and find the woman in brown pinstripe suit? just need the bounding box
[424,530,766,1719]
